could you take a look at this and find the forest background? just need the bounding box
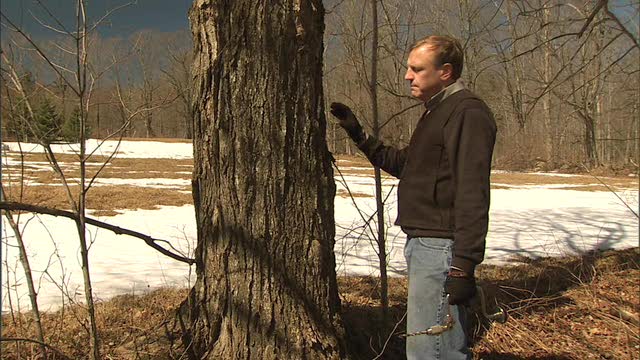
[2,0,638,172]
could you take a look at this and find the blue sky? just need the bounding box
[3,1,637,39]
[1,0,192,38]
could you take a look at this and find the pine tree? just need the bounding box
[34,97,63,144]
[62,106,90,143]
[5,98,31,141]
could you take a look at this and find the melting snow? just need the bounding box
[1,140,638,311]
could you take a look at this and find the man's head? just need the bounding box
[404,35,464,102]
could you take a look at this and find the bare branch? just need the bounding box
[35,0,73,35]
[380,102,423,130]
[527,39,633,117]
[87,1,138,34]
[0,12,79,95]
[28,9,70,36]
[581,165,639,218]
[51,41,76,57]
[578,0,607,38]
[0,201,196,265]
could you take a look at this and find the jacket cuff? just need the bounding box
[451,257,476,277]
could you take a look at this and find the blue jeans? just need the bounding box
[405,237,471,360]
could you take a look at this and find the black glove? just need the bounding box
[445,270,476,305]
[329,102,365,143]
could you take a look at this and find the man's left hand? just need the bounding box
[445,270,476,305]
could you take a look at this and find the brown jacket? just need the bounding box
[357,89,497,275]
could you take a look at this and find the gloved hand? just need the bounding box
[445,269,476,305]
[330,102,365,143]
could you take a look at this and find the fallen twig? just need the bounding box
[1,337,72,360]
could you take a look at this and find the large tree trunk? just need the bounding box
[187,1,347,359]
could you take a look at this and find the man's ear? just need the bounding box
[440,63,454,81]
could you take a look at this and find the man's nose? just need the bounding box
[404,70,412,81]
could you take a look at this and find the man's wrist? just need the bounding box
[342,120,364,143]
[451,257,477,277]
[448,267,471,278]
[350,128,366,145]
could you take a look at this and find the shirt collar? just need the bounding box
[424,78,466,111]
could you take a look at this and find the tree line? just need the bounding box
[2,1,638,171]
[2,29,194,141]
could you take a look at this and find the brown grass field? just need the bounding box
[3,152,637,215]
[2,248,638,359]
[1,145,638,359]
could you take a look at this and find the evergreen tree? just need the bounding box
[34,97,63,144]
[62,106,90,143]
[5,98,31,141]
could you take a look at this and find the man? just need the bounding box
[330,35,496,359]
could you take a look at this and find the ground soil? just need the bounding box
[2,248,637,359]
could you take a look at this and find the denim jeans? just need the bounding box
[405,237,471,360]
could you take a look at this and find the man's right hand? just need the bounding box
[330,102,365,143]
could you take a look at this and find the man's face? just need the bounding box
[404,45,448,102]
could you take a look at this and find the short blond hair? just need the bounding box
[411,35,464,80]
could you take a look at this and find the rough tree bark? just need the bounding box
[187,1,347,359]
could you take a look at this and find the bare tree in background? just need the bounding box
[134,31,161,138]
[162,31,195,139]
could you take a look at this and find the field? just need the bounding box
[1,139,638,359]
[3,143,638,215]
